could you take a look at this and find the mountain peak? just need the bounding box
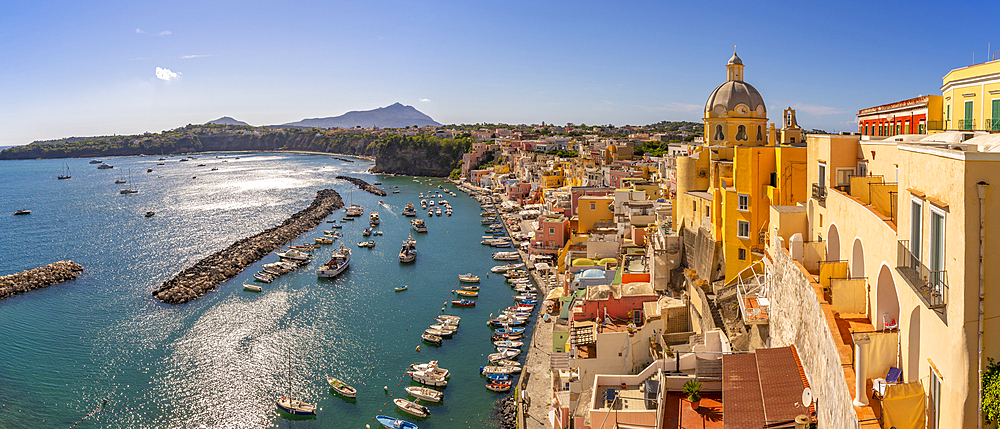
[207,116,250,126]
[283,103,441,129]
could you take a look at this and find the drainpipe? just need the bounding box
[853,333,871,406]
[978,181,988,429]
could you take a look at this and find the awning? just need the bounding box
[546,287,565,301]
[882,382,926,429]
[535,262,551,271]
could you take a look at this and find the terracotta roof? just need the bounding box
[722,346,811,428]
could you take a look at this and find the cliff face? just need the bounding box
[373,146,455,176]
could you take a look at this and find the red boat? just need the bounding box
[486,383,511,392]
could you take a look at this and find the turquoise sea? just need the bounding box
[0,152,531,428]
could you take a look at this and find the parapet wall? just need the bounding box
[768,246,858,428]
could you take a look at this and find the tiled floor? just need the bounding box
[661,392,723,429]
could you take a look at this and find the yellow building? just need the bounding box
[941,59,1000,131]
[577,195,615,234]
[673,52,808,283]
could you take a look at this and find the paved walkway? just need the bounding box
[522,290,554,429]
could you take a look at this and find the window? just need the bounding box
[857,161,868,177]
[714,125,725,141]
[693,201,697,214]
[738,248,746,260]
[736,125,748,141]
[737,194,749,211]
[964,100,974,130]
[992,99,1000,131]
[756,125,763,141]
[929,368,941,429]
[818,162,827,188]
[929,206,946,288]
[946,104,950,122]
[919,120,926,134]
[737,220,750,239]
[836,168,853,187]
[549,227,555,235]
[590,203,596,210]
[910,197,922,261]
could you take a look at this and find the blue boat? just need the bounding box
[485,373,510,382]
[495,327,525,335]
[375,415,418,429]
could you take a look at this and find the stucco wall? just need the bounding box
[769,246,859,429]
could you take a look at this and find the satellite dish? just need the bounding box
[801,387,813,406]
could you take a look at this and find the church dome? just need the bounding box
[704,81,766,117]
[728,52,743,65]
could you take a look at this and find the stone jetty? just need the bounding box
[152,189,344,304]
[493,394,517,429]
[336,175,387,196]
[0,261,84,301]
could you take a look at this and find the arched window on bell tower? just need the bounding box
[736,125,748,141]
[756,125,764,141]
[714,125,725,141]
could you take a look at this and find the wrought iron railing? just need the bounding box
[987,118,1000,132]
[960,119,976,131]
[812,183,827,201]
[927,121,947,131]
[897,240,947,310]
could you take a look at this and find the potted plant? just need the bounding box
[683,379,703,410]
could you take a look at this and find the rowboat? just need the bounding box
[438,315,461,323]
[486,383,512,392]
[495,327,525,335]
[458,274,480,283]
[493,340,524,348]
[480,366,517,375]
[450,299,475,307]
[326,377,357,398]
[357,240,376,248]
[435,317,459,327]
[425,328,453,339]
[394,398,430,418]
[485,373,510,382]
[421,333,442,345]
[455,290,478,297]
[395,285,409,292]
[488,349,521,362]
[254,272,274,283]
[243,284,262,292]
[460,285,480,291]
[428,323,456,333]
[495,359,522,369]
[405,386,444,402]
[375,415,418,429]
[491,333,523,342]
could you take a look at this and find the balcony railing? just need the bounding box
[896,240,947,310]
[987,118,1000,132]
[812,183,827,201]
[959,119,976,131]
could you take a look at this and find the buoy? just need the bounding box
[367,425,371,429]
[384,386,388,391]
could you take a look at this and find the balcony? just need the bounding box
[988,118,1000,132]
[959,119,976,131]
[896,240,947,310]
[812,183,827,201]
[926,120,947,132]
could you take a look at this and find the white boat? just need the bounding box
[326,377,358,398]
[402,203,417,217]
[410,219,428,233]
[420,199,428,209]
[345,204,364,217]
[357,240,376,248]
[427,209,433,217]
[276,352,317,415]
[369,211,380,225]
[494,340,524,348]
[409,361,450,378]
[409,370,448,387]
[488,349,521,362]
[437,314,461,323]
[480,366,517,375]
[458,274,480,283]
[317,244,351,278]
[428,324,456,333]
[435,207,442,216]
[394,398,430,418]
[244,284,262,292]
[428,200,435,206]
[404,386,443,402]
[492,251,520,261]
[254,272,274,283]
[277,248,312,262]
[399,234,417,263]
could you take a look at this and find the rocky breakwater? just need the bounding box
[152,189,344,304]
[493,394,517,429]
[336,175,386,196]
[0,261,84,301]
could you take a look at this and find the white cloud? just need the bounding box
[790,103,844,116]
[654,102,702,113]
[135,28,145,34]
[155,67,179,81]
[181,54,210,59]
[158,30,172,36]
[419,98,430,102]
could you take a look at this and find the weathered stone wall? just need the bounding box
[769,246,858,428]
[0,261,83,301]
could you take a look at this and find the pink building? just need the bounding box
[573,283,657,322]
[506,182,532,202]
[530,215,570,256]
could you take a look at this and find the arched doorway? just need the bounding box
[852,238,865,278]
[827,223,841,261]
[876,264,900,330]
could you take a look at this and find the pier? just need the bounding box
[336,175,387,196]
[0,261,83,301]
[152,189,344,304]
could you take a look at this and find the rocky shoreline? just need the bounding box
[493,394,517,429]
[336,175,387,196]
[152,189,344,304]
[0,261,84,301]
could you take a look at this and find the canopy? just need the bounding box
[882,382,926,429]
[571,258,595,267]
[535,262,551,271]
[596,258,618,266]
[545,287,565,301]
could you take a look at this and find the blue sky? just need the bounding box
[2,0,998,146]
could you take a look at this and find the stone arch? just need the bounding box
[851,237,865,278]
[875,263,900,329]
[827,223,841,261]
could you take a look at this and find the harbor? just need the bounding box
[0,152,549,429]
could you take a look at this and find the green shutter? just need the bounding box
[992,99,1000,131]
[965,100,974,130]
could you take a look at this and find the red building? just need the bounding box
[857,95,943,137]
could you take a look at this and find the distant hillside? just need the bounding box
[284,103,441,129]
[208,117,250,126]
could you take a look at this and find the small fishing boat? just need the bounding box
[486,383,512,393]
[243,284,262,292]
[493,340,524,348]
[480,366,516,375]
[495,327,525,335]
[458,274,480,283]
[435,318,459,328]
[363,227,372,236]
[330,223,343,228]
[357,240,376,248]
[89,159,103,164]
[491,333,523,342]
[409,361,450,378]
[492,252,520,261]
[145,211,155,217]
[314,237,334,245]
[395,285,408,292]
[494,360,522,370]
[485,373,510,382]
[277,248,312,262]
[317,244,351,278]
[375,415,418,429]
[424,328,453,339]
[450,299,475,307]
[428,323,456,333]
[488,349,521,362]
[409,369,447,386]
[421,333,442,346]
[276,352,317,416]
[437,314,461,323]
[410,219,428,233]
[254,272,274,283]
[405,386,443,402]
[13,209,31,215]
[369,211,380,225]
[394,398,430,418]
[325,377,358,398]
[455,290,478,297]
[460,285,480,291]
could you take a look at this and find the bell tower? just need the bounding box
[727,51,744,82]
